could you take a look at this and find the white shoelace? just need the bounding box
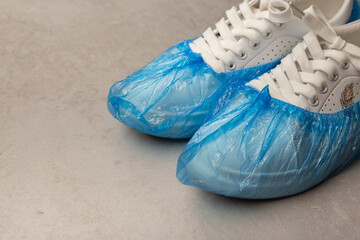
[248,5,351,109]
[191,0,296,72]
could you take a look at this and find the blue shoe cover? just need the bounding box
[108,40,280,139]
[349,0,360,23]
[177,86,360,199]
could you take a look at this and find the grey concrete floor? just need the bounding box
[1,0,360,239]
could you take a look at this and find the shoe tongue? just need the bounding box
[303,5,346,50]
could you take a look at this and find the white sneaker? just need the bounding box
[108,0,357,139]
[191,0,355,73]
[177,5,360,199]
[248,4,360,113]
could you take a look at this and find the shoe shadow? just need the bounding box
[120,127,189,162]
[125,127,189,145]
[192,158,360,224]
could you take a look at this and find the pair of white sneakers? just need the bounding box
[109,0,360,199]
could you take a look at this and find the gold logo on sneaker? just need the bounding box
[340,83,354,109]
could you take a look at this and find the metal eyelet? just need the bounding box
[227,62,236,70]
[276,23,285,30]
[329,73,339,82]
[308,97,319,107]
[319,85,328,94]
[249,41,260,50]
[342,61,350,70]
[263,31,273,39]
[333,73,339,81]
[238,50,248,60]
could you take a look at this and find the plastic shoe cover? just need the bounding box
[177,86,360,199]
[108,1,360,139]
[349,0,360,22]
[108,40,280,139]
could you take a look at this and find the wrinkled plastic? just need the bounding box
[108,1,360,139]
[177,86,360,199]
[108,40,280,139]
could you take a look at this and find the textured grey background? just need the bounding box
[0,0,360,239]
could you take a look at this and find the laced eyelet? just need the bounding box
[308,97,319,107]
[227,62,236,70]
[342,61,350,70]
[319,85,328,94]
[238,50,248,60]
[263,31,273,39]
[329,73,339,82]
[276,23,285,29]
[249,41,260,50]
